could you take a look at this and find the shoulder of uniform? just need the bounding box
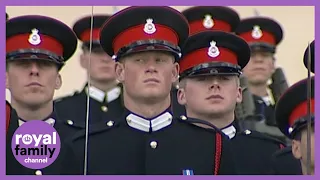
[54,91,82,103]
[238,129,286,146]
[56,119,86,130]
[176,115,224,133]
[273,146,292,157]
[68,119,118,142]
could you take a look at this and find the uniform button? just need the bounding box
[35,170,42,175]
[150,141,158,149]
[67,120,73,125]
[101,106,108,112]
[245,130,251,135]
[106,121,114,127]
[180,115,187,120]
[47,120,55,126]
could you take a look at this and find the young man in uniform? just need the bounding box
[170,6,241,117]
[54,15,124,126]
[274,76,314,175]
[6,15,81,175]
[176,30,285,174]
[235,17,283,127]
[61,6,236,175]
[271,40,314,175]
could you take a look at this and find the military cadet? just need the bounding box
[54,15,124,127]
[6,15,81,175]
[170,6,241,117]
[176,30,285,174]
[61,6,236,175]
[180,6,245,130]
[271,40,315,175]
[275,76,314,175]
[181,6,240,35]
[303,40,314,73]
[235,17,283,127]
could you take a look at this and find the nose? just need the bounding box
[29,62,40,76]
[145,58,157,73]
[209,77,220,90]
[251,54,263,63]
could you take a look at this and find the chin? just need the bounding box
[141,91,166,99]
[249,77,268,84]
[202,105,227,114]
[97,76,116,81]
[23,100,46,107]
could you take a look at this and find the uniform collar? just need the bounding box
[124,107,173,132]
[18,110,57,127]
[253,93,274,106]
[18,118,55,127]
[261,96,272,106]
[84,85,121,103]
[221,122,237,139]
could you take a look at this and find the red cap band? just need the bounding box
[112,23,179,54]
[6,34,63,56]
[80,28,100,42]
[179,47,238,73]
[238,30,276,45]
[289,99,315,127]
[189,19,232,35]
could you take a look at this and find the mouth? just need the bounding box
[26,82,43,87]
[144,78,160,83]
[206,95,224,100]
[252,67,266,71]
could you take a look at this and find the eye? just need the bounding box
[37,61,54,68]
[134,59,144,62]
[219,76,230,81]
[155,58,166,63]
[196,76,208,81]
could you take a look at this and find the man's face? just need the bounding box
[178,75,242,117]
[80,48,116,83]
[242,50,275,85]
[6,60,62,108]
[115,51,179,103]
[292,128,315,174]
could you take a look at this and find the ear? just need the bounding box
[236,80,243,103]
[292,139,302,160]
[55,74,62,90]
[177,87,187,106]
[172,62,179,83]
[115,62,125,83]
[6,72,10,89]
[80,53,88,70]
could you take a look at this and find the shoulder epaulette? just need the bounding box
[239,129,286,146]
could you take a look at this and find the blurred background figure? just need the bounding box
[235,16,289,142]
[54,14,124,127]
